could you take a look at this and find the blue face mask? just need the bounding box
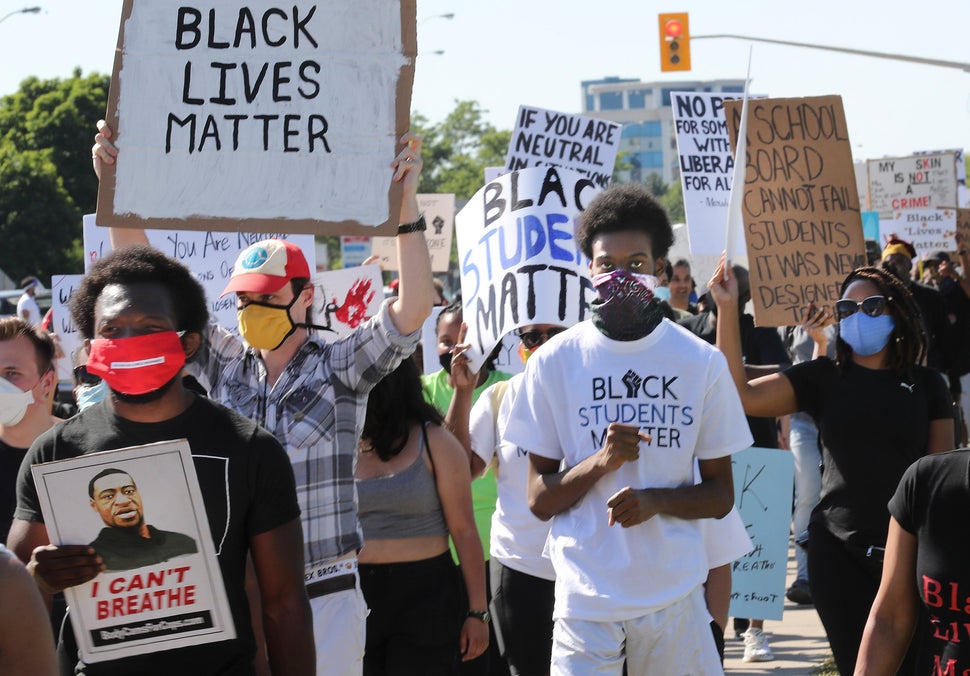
[839,312,895,357]
[75,379,109,411]
[653,286,672,302]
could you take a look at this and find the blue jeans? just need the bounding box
[789,414,822,581]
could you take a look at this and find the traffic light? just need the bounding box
[659,12,691,72]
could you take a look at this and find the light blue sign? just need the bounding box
[862,211,880,241]
[728,447,795,621]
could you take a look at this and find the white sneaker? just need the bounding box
[742,628,775,662]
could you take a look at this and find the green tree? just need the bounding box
[0,69,110,217]
[660,179,685,223]
[0,69,109,280]
[412,100,511,200]
[0,144,82,281]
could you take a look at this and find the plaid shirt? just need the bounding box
[193,300,418,569]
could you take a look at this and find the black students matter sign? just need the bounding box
[97,1,417,236]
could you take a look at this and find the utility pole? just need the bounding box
[692,34,970,73]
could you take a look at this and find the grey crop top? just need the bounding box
[357,424,449,539]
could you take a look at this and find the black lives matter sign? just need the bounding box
[97,1,416,236]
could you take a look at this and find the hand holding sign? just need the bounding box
[28,544,105,595]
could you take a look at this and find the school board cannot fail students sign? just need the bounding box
[456,167,602,372]
[726,95,866,326]
[31,440,234,663]
[97,1,416,236]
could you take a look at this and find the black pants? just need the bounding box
[808,522,918,675]
[360,552,465,675]
[458,559,511,676]
[490,561,555,676]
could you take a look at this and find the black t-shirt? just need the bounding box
[784,358,953,546]
[0,439,28,542]
[889,449,970,673]
[15,396,300,676]
[941,279,970,381]
[90,525,199,572]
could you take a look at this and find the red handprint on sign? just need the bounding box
[335,279,375,328]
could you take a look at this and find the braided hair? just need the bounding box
[835,266,926,377]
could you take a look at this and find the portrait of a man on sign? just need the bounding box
[88,468,198,572]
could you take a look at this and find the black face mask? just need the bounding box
[439,351,453,374]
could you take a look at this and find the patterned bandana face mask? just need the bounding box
[590,270,665,341]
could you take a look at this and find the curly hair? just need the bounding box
[835,266,926,377]
[361,358,444,462]
[576,183,674,260]
[71,245,209,339]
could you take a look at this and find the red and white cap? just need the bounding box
[220,239,310,297]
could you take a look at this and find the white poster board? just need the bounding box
[83,214,316,334]
[50,275,85,385]
[879,209,958,258]
[671,92,764,259]
[728,447,795,621]
[455,167,601,372]
[370,193,455,272]
[308,264,384,340]
[97,0,417,235]
[867,152,959,215]
[504,106,621,189]
[31,440,234,663]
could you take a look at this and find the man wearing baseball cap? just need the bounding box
[94,124,434,674]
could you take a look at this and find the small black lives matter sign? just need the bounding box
[726,96,866,326]
[97,1,417,236]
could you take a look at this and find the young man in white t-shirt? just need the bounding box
[503,183,752,675]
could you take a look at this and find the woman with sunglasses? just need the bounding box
[710,259,954,675]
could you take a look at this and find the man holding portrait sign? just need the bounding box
[87,0,433,672]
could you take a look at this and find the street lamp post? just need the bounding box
[0,6,41,25]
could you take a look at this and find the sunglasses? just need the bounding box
[516,327,566,349]
[834,295,889,320]
[73,365,102,387]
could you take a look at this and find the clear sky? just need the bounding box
[1,0,967,162]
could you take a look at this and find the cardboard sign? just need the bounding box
[51,275,85,385]
[728,447,795,621]
[31,440,234,663]
[455,167,601,371]
[887,209,957,257]
[370,193,456,272]
[726,96,867,326]
[82,214,316,334]
[867,152,959,215]
[504,106,621,189]
[958,209,970,252]
[97,1,416,236]
[672,92,765,259]
[308,264,384,339]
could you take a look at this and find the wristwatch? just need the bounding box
[467,609,491,624]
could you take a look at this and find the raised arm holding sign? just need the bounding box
[711,254,954,675]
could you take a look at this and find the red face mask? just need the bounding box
[86,332,186,396]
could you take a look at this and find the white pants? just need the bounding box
[550,586,722,675]
[309,580,367,675]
